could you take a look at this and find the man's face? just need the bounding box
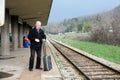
[35,23,41,30]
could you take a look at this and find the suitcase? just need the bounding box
[42,41,52,71]
[43,55,52,71]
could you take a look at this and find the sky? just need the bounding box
[48,0,120,23]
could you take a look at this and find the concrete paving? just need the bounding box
[0,45,61,80]
[0,48,29,80]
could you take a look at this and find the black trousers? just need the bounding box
[29,47,42,69]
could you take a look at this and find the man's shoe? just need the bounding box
[29,68,33,71]
[36,67,43,70]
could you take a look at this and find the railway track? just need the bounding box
[48,41,86,80]
[50,40,120,80]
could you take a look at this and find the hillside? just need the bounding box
[44,5,120,45]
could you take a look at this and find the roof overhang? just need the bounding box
[6,0,53,26]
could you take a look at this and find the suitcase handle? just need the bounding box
[43,41,47,56]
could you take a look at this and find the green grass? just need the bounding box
[59,39,120,64]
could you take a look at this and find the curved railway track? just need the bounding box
[50,40,120,80]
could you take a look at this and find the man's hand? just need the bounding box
[42,39,46,42]
[35,38,40,42]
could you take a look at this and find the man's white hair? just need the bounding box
[36,21,41,25]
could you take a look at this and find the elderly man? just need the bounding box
[28,21,46,71]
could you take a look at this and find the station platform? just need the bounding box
[0,41,62,80]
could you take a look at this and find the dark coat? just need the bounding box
[28,28,46,50]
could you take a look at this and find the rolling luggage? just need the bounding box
[43,42,52,71]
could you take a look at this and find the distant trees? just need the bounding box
[43,23,66,34]
[82,22,91,32]
[62,17,93,33]
[77,23,83,32]
[90,7,120,46]
[91,14,108,43]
